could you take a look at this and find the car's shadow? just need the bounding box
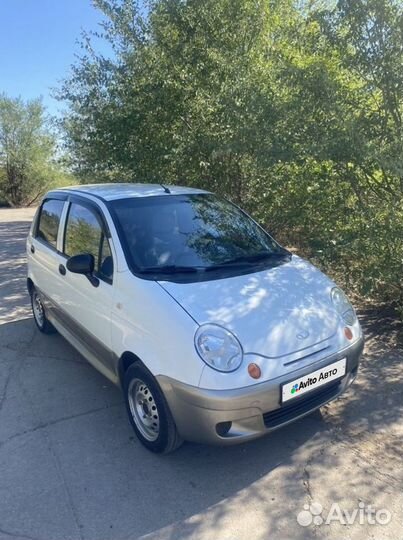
[0,317,329,540]
[1,317,401,540]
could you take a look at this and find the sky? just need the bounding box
[0,0,111,117]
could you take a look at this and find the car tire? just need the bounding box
[123,363,183,454]
[30,286,56,334]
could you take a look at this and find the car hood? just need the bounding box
[159,256,339,358]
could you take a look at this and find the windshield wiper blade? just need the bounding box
[140,251,291,274]
[140,265,202,274]
[206,251,290,269]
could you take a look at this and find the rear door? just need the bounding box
[28,196,68,308]
[56,198,117,381]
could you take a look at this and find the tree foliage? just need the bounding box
[0,95,70,207]
[59,0,403,313]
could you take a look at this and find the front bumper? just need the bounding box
[157,337,364,445]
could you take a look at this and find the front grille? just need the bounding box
[263,380,342,429]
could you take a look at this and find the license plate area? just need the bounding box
[281,358,347,404]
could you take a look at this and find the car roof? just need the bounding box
[52,183,210,202]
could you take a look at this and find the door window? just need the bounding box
[64,203,113,282]
[36,199,65,249]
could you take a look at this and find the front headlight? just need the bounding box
[331,287,357,325]
[195,324,243,372]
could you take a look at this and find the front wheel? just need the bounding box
[123,363,183,454]
[30,286,56,334]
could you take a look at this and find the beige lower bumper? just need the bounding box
[157,338,364,445]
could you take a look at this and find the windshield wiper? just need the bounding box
[140,251,291,274]
[140,265,203,274]
[206,250,291,270]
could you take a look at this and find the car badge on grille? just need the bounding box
[297,330,310,340]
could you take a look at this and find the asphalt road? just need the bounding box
[0,207,402,540]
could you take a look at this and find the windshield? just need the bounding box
[109,194,288,276]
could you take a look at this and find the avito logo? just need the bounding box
[290,383,300,395]
[291,377,317,394]
[290,367,339,395]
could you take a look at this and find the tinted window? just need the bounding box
[64,203,113,281]
[37,199,65,248]
[110,194,285,274]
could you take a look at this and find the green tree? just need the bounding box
[59,0,403,313]
[283,0,403,308]
[0,95,61,207]
[59,0,299,199]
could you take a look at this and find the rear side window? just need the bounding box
[36,199,65,248]
[64,202,113,281]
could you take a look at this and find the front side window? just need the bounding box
[36,199,65,248]
[110,194,289,280]
[64,203,113,281]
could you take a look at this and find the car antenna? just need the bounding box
[160,183,171,194]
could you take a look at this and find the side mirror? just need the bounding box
[66,253,99,287]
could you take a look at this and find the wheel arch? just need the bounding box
[27,277,34,295]
[118,351,146,387]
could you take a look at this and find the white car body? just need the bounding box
[27,184,364,449]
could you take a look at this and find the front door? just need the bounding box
[57,199,116,382]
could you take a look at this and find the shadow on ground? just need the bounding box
[358,303,403,351]
[0,318,320,540]
[0,316,402,540]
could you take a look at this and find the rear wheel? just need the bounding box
[30,287,56,334]
[123,363,183,454]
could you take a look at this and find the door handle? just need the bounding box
[59,264,66,276]
[30,245,35,254]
